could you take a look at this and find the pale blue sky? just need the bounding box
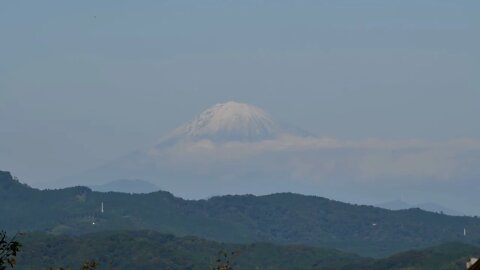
[1,1,479,189]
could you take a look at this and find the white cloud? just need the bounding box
[147,135,480,185]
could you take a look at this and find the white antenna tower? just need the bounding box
[101,202,104,213]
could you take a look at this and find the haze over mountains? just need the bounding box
[2,1,479,269]
[60,101,480,215]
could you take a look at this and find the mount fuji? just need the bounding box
[158,101,283,144]
[67,101,311,198]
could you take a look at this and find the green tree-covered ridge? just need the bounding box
[10,231,480,270]
[1,170,479,257]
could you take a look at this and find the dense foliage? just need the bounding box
[15,231,362,270]
[0,231,21,270]
[10,231,480,270]
[1,170,480,257]
[342,242,480,270]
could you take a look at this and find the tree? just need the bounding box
[46,260,98,270]
[211,250,239,270]
[81,260,99,270]
[0,231,21,270]
[1,231,98,270]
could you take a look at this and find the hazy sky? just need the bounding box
[1,1,479,188]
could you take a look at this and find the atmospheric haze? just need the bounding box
[1,1,479,215]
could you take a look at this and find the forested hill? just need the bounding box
[350,242,480,270]
[1,170,480,257]
[14,231,480,270]
[15,230,363,270]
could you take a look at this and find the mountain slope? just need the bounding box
[346,242,480,270]
[15,230,363,270]
[14,231,480,270]
[2,170,480,257]
[376,200,413,211]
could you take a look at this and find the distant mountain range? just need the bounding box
[377,199,465,216]
[89,179,159,194]
[2,170,480,258]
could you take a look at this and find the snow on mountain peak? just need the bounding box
[163,101,280,143]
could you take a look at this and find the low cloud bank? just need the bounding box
[147,135,480,185]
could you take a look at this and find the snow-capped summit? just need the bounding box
[161,101,281,143]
